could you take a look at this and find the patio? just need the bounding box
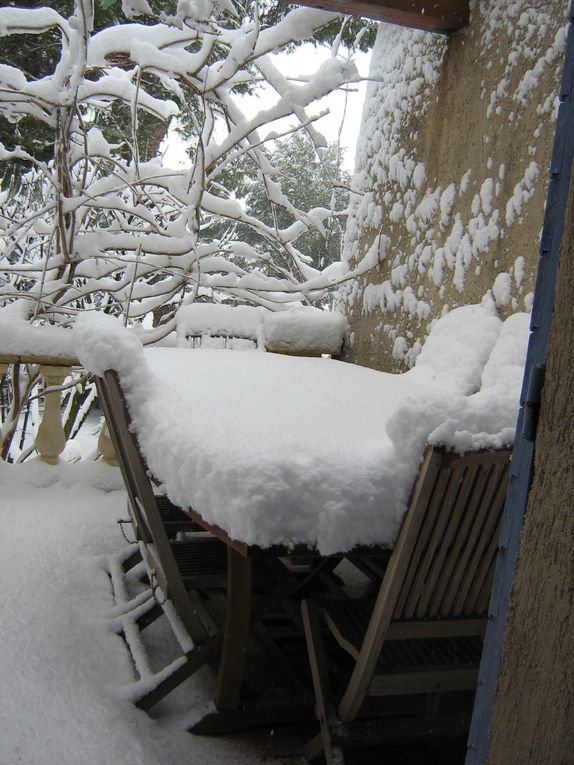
[0,298,527,764]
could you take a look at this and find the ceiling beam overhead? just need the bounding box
[295,0,470,33]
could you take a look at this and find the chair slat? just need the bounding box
[426,461,488,618]
[394,454,450,619]
[413,460,480,619]
[438,453,510,617]
[466,511,504,615]
[450,457,510,616]
[399,466,455,619]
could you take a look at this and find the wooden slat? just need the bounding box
[393,451,447,618]
[449,463,502,615]
[419,461,481,618]
[426,461,487,618]
[439,454,510,617]
[466,514,503,615]
[214,548,253,711]
[301,600,346,765]
[293,0,469,33]
[386,618,486,640]
[323,602,366,659]
[407,463,466,619]
[0,352,78,367]
[369,667,479,696]
[395,456,457,619]
[450,458,509,616]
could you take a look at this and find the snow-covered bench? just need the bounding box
[175,303,348,357]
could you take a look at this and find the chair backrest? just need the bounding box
[393,447,511,622]
[96,370,210,644]
[182,333,259,351]
[338,445,511,722]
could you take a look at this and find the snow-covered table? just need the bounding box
[75,305,527,717]
[76,303,527,555]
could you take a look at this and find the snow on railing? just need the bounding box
[0,302,348,464]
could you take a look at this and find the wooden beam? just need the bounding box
[294,0,469,33]
[0,352,79,367]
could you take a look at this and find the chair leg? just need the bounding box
[135,632,223,711]
[301,599,345,765]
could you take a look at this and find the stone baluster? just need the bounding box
[35,365,70,464]
[98,419,118,466]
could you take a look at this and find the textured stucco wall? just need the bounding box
[484,159,574,765]
[339,0,568,372]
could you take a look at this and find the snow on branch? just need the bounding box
[0,0,365,343]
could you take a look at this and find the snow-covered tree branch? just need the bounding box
[0,0,369,341]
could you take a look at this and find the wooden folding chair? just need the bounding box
[301,446,512,763]
[96,371,229,708]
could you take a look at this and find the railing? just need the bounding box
[0,352,116,465]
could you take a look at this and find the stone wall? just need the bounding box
[339,0,568,371]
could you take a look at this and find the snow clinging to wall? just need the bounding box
[338,0,567,371]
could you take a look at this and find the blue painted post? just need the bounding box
[465,4,574,763]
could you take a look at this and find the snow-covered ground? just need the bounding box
[0,443,304,764]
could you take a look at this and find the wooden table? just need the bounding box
[181,505,367,731]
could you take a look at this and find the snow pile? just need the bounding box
[390,311,530,456]
[404,299,502,394]
[74,312,144,378]
[74,308,528,553]
[0,301,76,359]
[263,306,347,355]
[175,303,348,355]
[481,311,530,390]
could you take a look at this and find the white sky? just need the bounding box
[163,45,371,173]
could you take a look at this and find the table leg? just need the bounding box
[214,547,253,711]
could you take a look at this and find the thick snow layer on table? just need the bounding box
[75,309,528,554]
